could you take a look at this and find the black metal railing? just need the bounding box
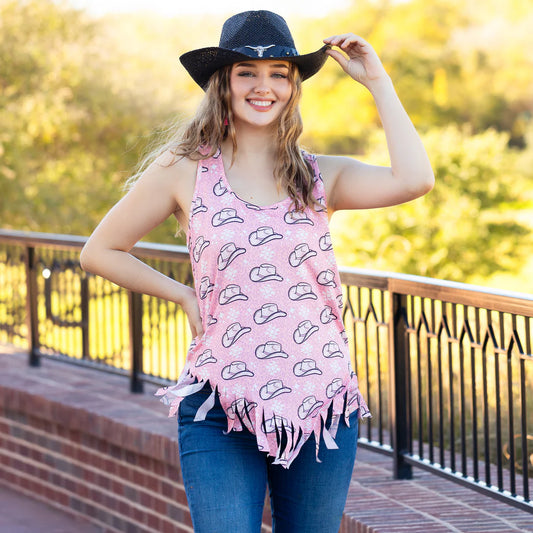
[0,229,531,512]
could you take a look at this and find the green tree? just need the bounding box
[330,126,533,284]
[0,0,188,241]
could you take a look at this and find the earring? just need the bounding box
[224,117,229,126]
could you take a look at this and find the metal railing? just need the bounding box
[0,229,532,512]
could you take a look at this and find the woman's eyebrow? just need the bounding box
[234,62,289,69]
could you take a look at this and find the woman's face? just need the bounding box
[229,60,293,129]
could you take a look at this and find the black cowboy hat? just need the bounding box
[180,10,330,89]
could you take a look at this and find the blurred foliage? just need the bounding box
[1,0,532,289]
[330,125,533,282]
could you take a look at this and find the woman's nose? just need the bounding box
[252,74,271,94]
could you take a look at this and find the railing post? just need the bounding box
[128,290,144,393]
[390,291,412,479]
[24,246,40,367]
[80,274,90,359]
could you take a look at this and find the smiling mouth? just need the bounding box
[247,99,275,108]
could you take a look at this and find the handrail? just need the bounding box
[2,229,532,313]
[0,228,531,512]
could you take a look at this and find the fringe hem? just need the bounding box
[155,369,371,469]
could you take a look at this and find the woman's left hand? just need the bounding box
[323,34,388,88]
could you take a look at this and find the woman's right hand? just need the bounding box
[180,286,204,338]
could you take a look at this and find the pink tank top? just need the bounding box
[156,149,370,467]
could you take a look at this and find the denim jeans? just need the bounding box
[177,383,359,533]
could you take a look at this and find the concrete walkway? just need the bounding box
[0,483,101,532]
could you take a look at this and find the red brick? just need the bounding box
[153,496,167,515]
[132,505,147,524]
[146,512,161,531]
[144,473,160,493]
[161,517,178,533]
[132,469,145,486]
[107,479,121,496]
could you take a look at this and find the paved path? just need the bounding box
[0,483,101,532]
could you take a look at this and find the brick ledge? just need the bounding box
[1,348,531,533]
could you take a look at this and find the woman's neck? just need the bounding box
[223,123,278,165]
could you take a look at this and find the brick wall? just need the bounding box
[0,393,194,532]
[2,350,531,533]
[0,350,278,533]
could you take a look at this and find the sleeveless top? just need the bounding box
[156,148,370,468]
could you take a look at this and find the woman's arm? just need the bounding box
[321,33,434,212]
[79,154,204,337]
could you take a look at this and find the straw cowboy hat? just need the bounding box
[180,10,330,89]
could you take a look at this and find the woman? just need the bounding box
[80,10,434,533]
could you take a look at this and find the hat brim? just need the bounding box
[180,44,330,90]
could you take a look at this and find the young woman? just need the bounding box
[80,10,434,533]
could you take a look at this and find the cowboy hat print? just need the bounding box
[316,269,337,287]
[248,226,283,246]
[218,284,248,305]
[249,263,283,283]
[199,276,215,300]
[289,243,317,267]
[211,207,244,227]
[293,320,319,344]
[221,361,255,380]
[222,322,251,347]
[288,282,318,301]
[213,178,227,196]
[259,379,292,400]
[320,305,337,324]
[284,210,314,225]
[293,358,322,377]
[193,236,210,263]
[191,197,208,216]
[217,242,246,270]
[326,378,346,398]
[195,349,218,367]
[322,341,344,358]
[255,341,289,359]
[227,397,258,420]
[319,232,333,251]
[261,414,293,434]
[253,303,287,324]
[315,197,327,211]
[297,395,324,420]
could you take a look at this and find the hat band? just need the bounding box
[232,44,298,59]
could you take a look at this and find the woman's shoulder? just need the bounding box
[302,151,352,173]
[152,150,198,176]
[315,153,360,179]
[132,150,197,192]
[135,150,198,203]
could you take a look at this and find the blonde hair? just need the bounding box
[127,62,319,212]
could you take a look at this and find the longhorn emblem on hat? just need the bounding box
[245,44,275,58]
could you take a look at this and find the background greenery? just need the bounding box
[1,0,532,291]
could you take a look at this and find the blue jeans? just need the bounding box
[177,383,359,533]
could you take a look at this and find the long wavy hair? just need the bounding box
[127,62,319,212]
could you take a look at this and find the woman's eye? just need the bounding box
[272,73,288,79]
[237,71,254,77]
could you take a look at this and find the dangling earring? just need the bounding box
[223,117,229,126]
